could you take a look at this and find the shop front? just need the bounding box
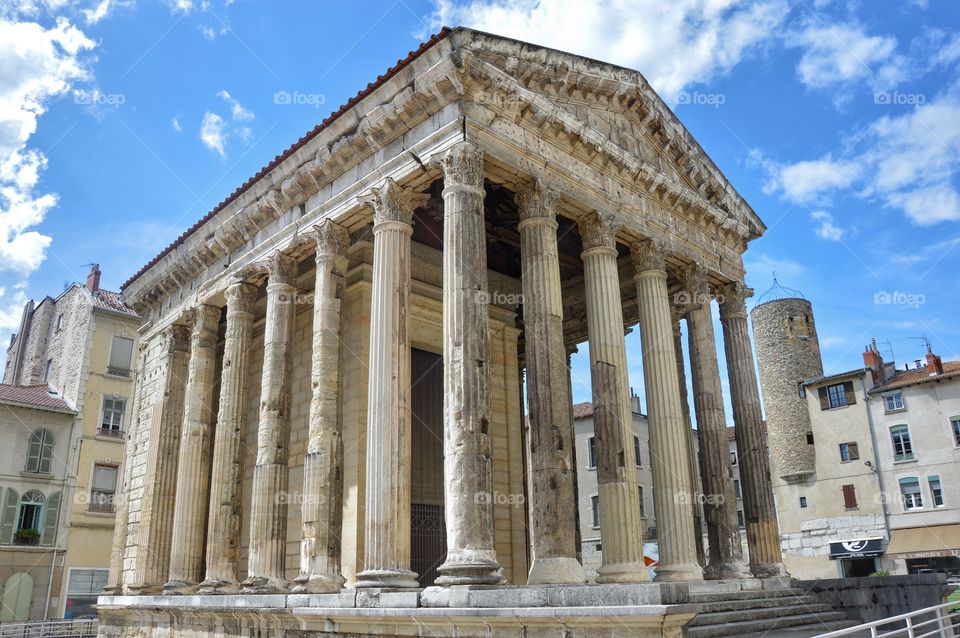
[829,537,885,577]
[887,525,960,576]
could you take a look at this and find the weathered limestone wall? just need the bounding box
[751,298,823,482]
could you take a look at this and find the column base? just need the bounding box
[354,568,419,589]
[197,578,241,594]
[435,551,505,586]
[527,557,587,585]
[128,583,164,595]
[653,562,704,582]
[750,562,789,579]
[704,560,752,581]
[162,579,200,595]
[240,575,289,594]
[291,572,346,594]
[596,561,650,584]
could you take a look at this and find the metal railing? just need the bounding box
[0,619,98,638]
[813,601,960,638]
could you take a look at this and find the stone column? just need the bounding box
[200,280,257,593]
[242,251,297,594]
[435,141,504,586]
[516,181,584,585]
[719,282,787,578]
[293,220,350,593]
[354,178,428,589]
[579,212,647,584]
[630,240,703,582]
[683,264,750,580]
[130,325,190,593]
[164,305,220,593]
[670,311,706,568]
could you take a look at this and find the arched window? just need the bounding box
[16,491,44,544]
[25,429,54,474]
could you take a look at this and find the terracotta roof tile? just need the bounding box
[0,384,74,412]
[92,289,138,316]
[121,27,454,292]
[572,402,593,419]
[870,360,960,393]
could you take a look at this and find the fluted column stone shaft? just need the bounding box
[355,178,428,589]
[243,252,297,593]
[671,313,707,568]
[200,280,257,593]
[719,283,787,578]
[684,265,750,580]
[165,306,220,593]
[435,141,504,586]
[516,181,584,585]
[631,241,703,582]
[129,326,190,593]
[579,212,647,584]
[293,219,350,593]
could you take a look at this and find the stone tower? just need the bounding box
[751,280,823,482]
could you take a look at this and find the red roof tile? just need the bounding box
[121,27,454,292]
[0,384,74,412]
[572,402,594,419]
[92,289,138,316]
[871,361,960,393]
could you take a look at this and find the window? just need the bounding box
[43,358,52,383]
[839,442,860,462]
[951,417,960,447]
[1,489,59,546]
[16,491,44,543]
[638,486,645,518]
[929,476,944,507]
[100,397,126,436]
[25,429,54,474]
[890,425,914,461]
[733,479,741,499]
[633,435,641,467]
[806,431,815,445]
[64,568,108,619]
[590,495,600,527]
[89,465,117,513]
[842,484,858,509]
[798,382,806,398]
[818,381,856,409]
[730,450,738,466]
[799,496,808,508]
[900,477,923,510]
[587,437,598,469]
[883,392,905,412]
[737,510,745,528]
[55,314,64,331]
[107,336,134,377]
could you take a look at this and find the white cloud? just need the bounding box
[199,111,226,157]
[779,157,861,202]
[428,0,789,102]
[171,116,181,132]
[0,285,29,332]
[217,90,253,121]
[81,0,112,24]
[744,253,804,286]
[810,210,844,241]
[786,20,906,93]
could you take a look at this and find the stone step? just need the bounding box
[692,594,825,613]
[689,587,808,603]
[689,602,838,626]
[687,611,855,638]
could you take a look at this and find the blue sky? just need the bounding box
[2,0,958,416]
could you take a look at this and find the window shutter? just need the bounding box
[843,381,857,405]
[849,442,859,460]
[26,432,41,472]
[1,488,19,544]
[39,431,54,474]
[92,466,118,491]
[842,484,857,509]
[109,337,134,370]
[41,491,61,547]
[818,387,829,410]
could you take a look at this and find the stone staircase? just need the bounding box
[685,582,859,638]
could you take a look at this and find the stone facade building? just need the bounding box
[97,28,795,638]
[1,266,141,621]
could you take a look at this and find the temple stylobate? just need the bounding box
[99,27,785,638]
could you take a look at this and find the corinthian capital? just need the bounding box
[360,178,430,227]
[224,280,258,314]
[304,218,349,259]
[440,141,484,189]
[630,238,668,273]
[163,323,192,353]
[515,180,559,224]
[578,211,620,251]
[717,281,752,320]
[256,250,297,286]
[680,262,711,299]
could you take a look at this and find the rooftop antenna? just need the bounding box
[909,336,932,354]
[878,340,896,362]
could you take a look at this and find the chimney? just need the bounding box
[926,351,944,376]
[86,264,101,292]
[863,339,885,385]
[629,387,642,414]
